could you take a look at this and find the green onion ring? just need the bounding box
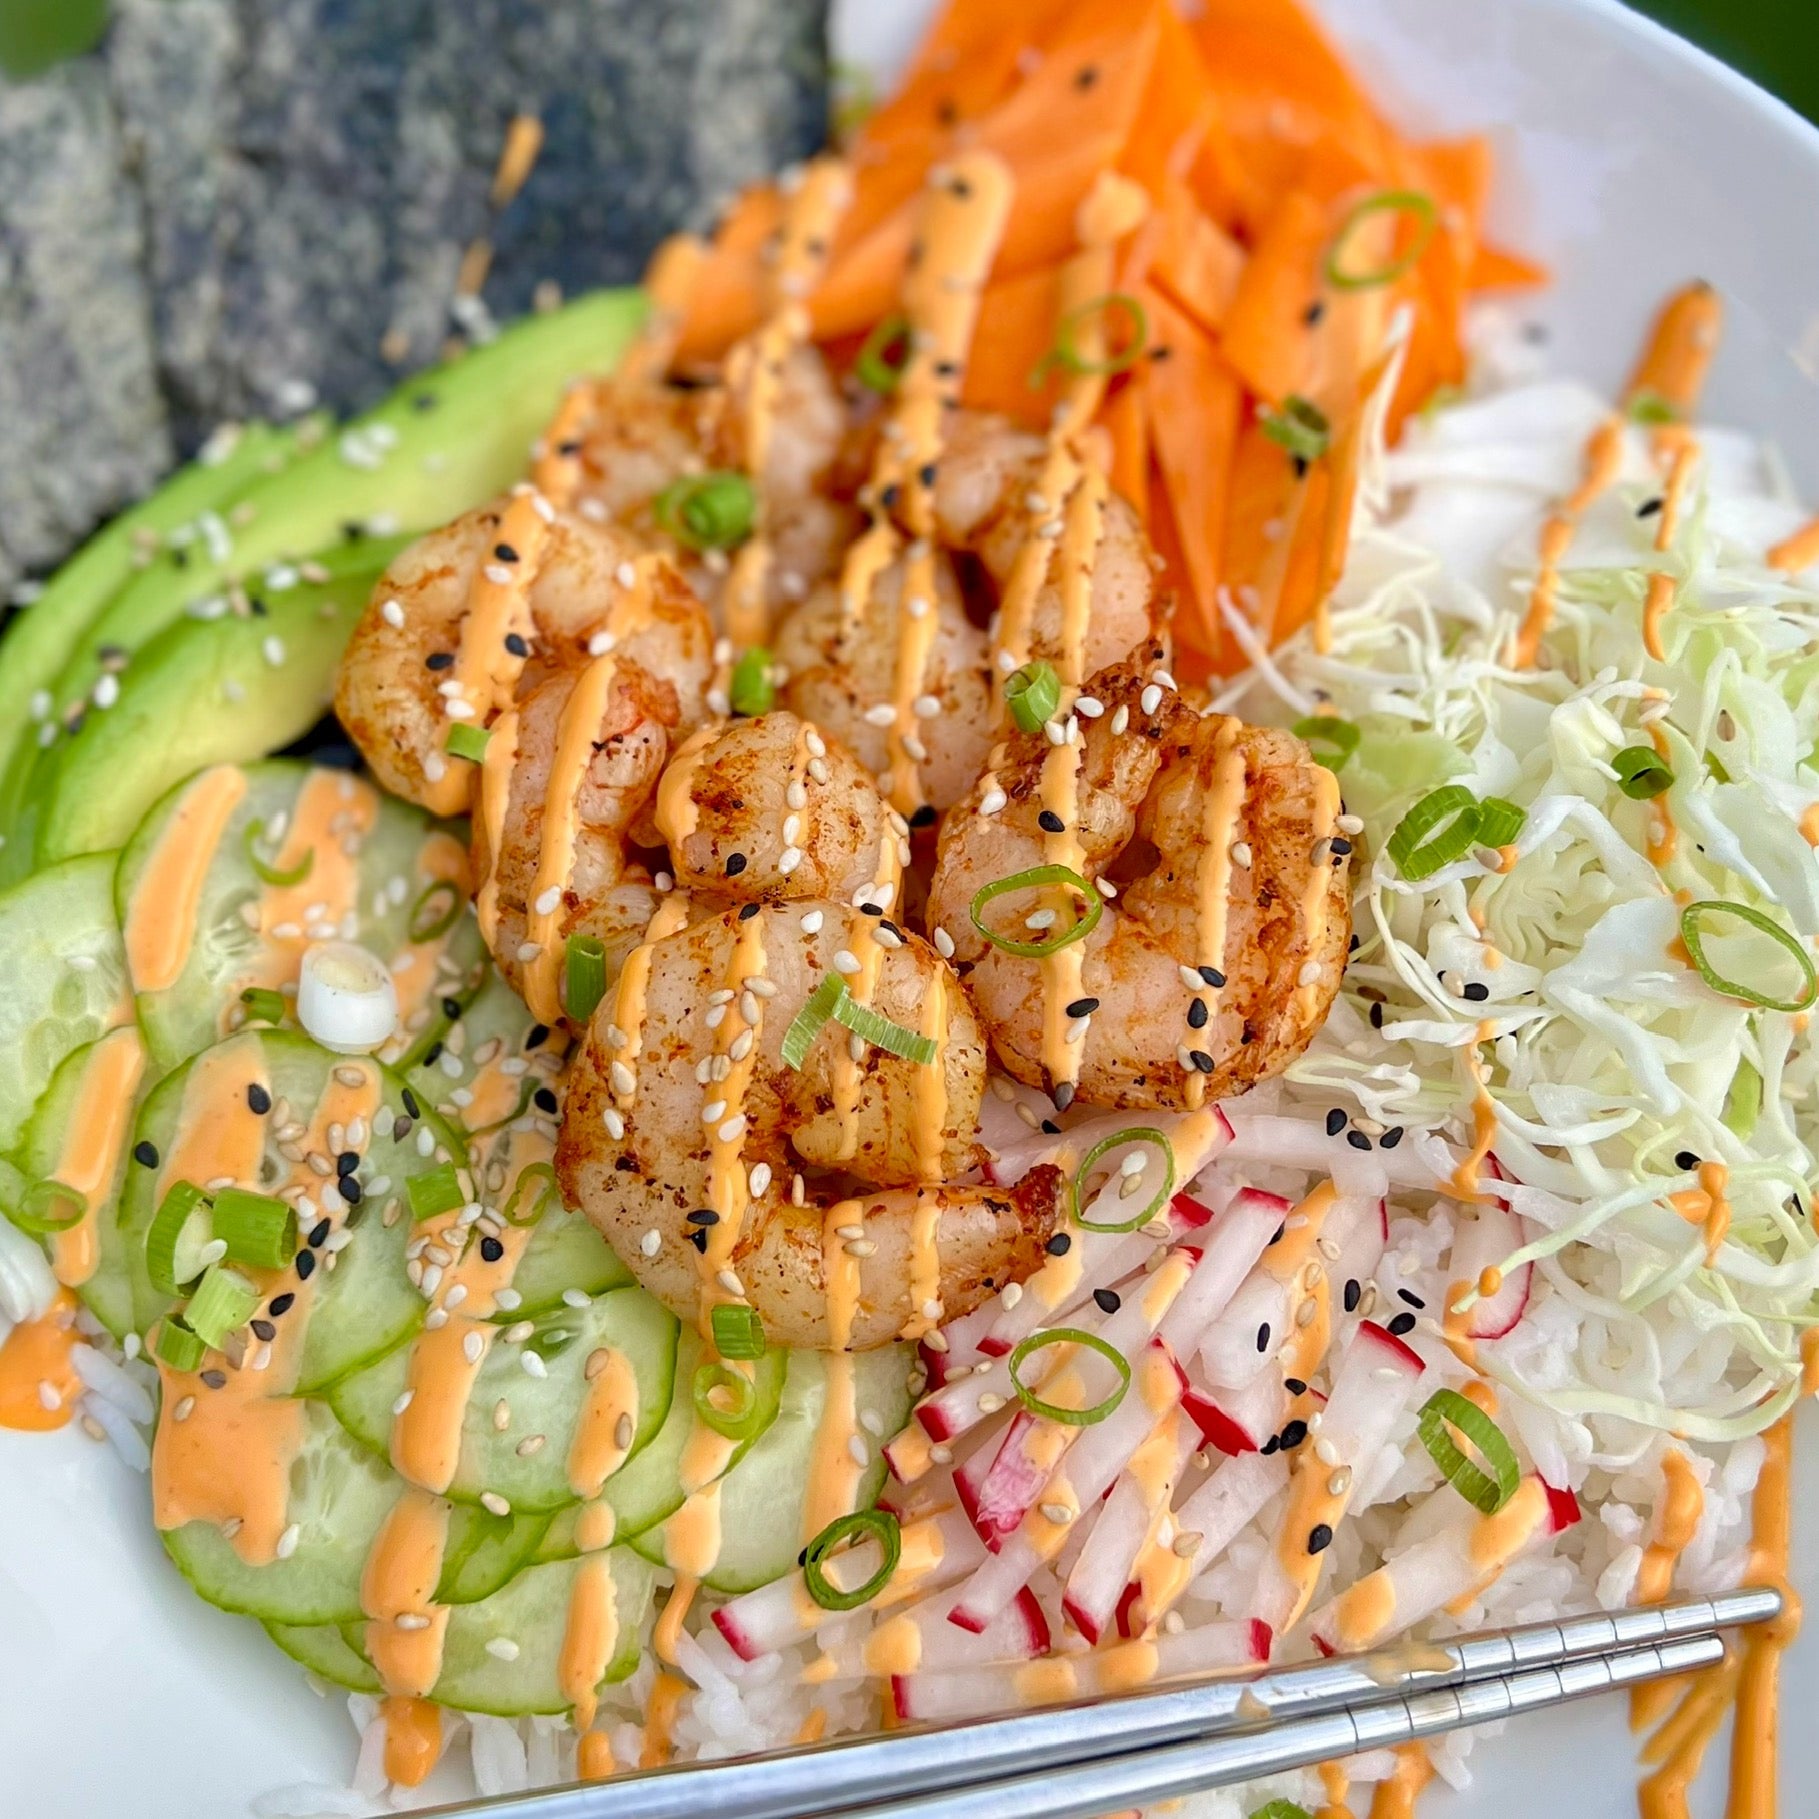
[692,1361,764,1440]
[969,864,1104,959]
[1030,292,1149,386]
[446,722,493,764]
[1248,1803,1314,1819]
[239,986,288,1025]
[1416,1387,1521,1514]
[154,1316,206,1372]
[1473,796,1527,848]
[729,647,776,718]
[854,313,912,393]
[831,989,937,1065]
[1324,189,1440,292]
[654,471,757,551]
[1386,785,1481,880]
[710,1301,767,1361]
[1004,661,1061,735]
[1679,899,1819,1014]
[1071,1128,1176,1233]
[564,934,608,1024]
[803,1507,902,1612]
[407,1162,465,1222]
[244,818,314,888]
[1260,395,1332,465]
[501,1161,561,1228]
[408,879,463,943]
[8,1179,86,1238]
[1291,715,1361,772]
[1008,1326,1132,1427]
[782,974,847,1070]
[1612,745,1675,800]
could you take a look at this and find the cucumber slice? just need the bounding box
[535,1329,788,1559]
[408,965,630,1310]
[12,1028,152,1337]
[430,1550,656,1717]
[263,1618,384,1695]
[114,758,476,1071]
[0,852,129,1153]
[116,1029,459,1388]
[0,421,306,884]
[161,1399,543,1625]
[633,1345,915,1594]
[330,1288,678,1512]
[34,541,406,868]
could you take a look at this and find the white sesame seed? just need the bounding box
[1336,813,1364,836]
[778,846,803,876]
[263,636,287,667]
[534,886,562,916]
[394,1612,431,1631]
[463,1330,486,1364]
[718,1115,747,1144]
[833,949,861,975]
[640,1229,662,1257]
[1140,684,1163,715]
[979,788,1008,817]
[485,1638,521,1661]
[563,1288,591,1309]
[749,1162,773,1197]
[610,1061,636,1095]
[1231,840,1253,869]
[717,1269,743,1296]
[392,1390,416,1416]
[863,703,899,728]
[1039,1502,1073,1525]
[1111,705,1130,734]
[521,1351,548,1380]
[615,561,637,588]
[276,1523,301,1560]
[602,1107,625,1139]
[381,599,406,628]
[480,1491,512,1516]
[1298,961,1323,987]
[1075,696,1104,718]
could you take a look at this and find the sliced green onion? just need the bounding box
[408,880,463,943]
[969,865,1104,959]
[184,1264,261,1350]
[146,1181,214,1297]
[1030,292,1149,386]
[210,1187,297,1271]
[1004,661,1061,734]
[407,1162,465,1222]
[1473,796,1527,848]
[1324,189,1439,292]
[782,975,847,1070]
[654,471,756,552]
[803,1507,901,1612]
[1627,389,1681,426]
[1612,745,1674,800]
[1260,395,1331,465]
[565,934,608,1024]
[1291,714,1361,772]
[240,986,288,1025]
[8,1179,86,1238]
[154,1316,206,1372]
[711,1302,767,1361]
[692,1361,764,1440]
[502,1161,561,1228]
[1008,1327,1132,1427]
[1249,1804,1313,1819]
[1416,1387,1521,1515]
[446,723,492,763]
[1725,1058,1763,1142]
[1386,785,1481,880]
[729,647,775,717]
[1072,1128,1176,1233]
[1679,899,1819,1014]
[832,989,938,1065]
[854,313,912,393]
[244,818,314,888]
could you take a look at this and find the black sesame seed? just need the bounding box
[1038,809,1066,833]
[1284,1377,1308,1397]
[918,462,937,488]
[134,1140,160,1169]
[1279,1418,1309,1450]
[308,1218,332,1248]
[1346,1130,1372,1151]
[1187,999,1209,1029]
[738,902,760,921]
[910,804,938,828]
[1380,1126,1404,1149]
[1349,933,1360,951]
[1637,496,1664,518]
[247,1084,272,1115]
[1398,1288,1427,1309]
[1675,1150,1699,1170]
[426,651,454,671]
[250,1319,276,1342]
[1325,1108,1346,1136]
[413,392,438,411]
[1270,1223,1286,1246]
[1304,299,1326,327]
[200,1369,227,1390]
[1188,1050,1214,1074]
[1307,1523,1334,1555]
[859,902,884,917]
[1329,838,1353,858]
[533,1086,559,1115]
[1198,965,1225,988]
[880,920,905,942]
[1074,63,1099,88]
[1093,1288,1122,1315]
[296,1250,316,1280]
[480,1235,505,1262]
[1040,1119,1061,1135]
[1240,1023,1255,1046]
[269,1292,295,1317]
[336,1150,359,1177]
[525,1025,550,1051]
[1343,1279,1361,1313]
[504,632,529,658]
[880,483,902,512]
[1046,1231,1073,1256]
[494,543,520,564]
[1053,1081,1076,1111]
[1256,1322,1272,1352]
[1463,981,1490,1002]
[343,1178,365,1206]
[1387,1311,1417,1337]
[1065,996,1099,1018]
[1369,1001,1384,1029]
[725,852,748,877]
[687,1229,709,1253]
[686,1208,721,1227]
[402,1089,421,1119]
[440,996,463,1021]
[422,1041,443,1066]
[1261,1434,1281,1455]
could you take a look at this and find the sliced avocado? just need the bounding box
[0,421,308,880]
[31,536,409,866]
[46,288,645,738]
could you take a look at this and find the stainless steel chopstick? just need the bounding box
[819,1633,1726,1819]
[429,1588,1773,1819]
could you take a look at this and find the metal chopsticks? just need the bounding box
[429,1587,1775,1819]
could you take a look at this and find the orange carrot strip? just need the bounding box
[961,265,1064,426]
[1220,187,1329,404]
[1101,376,1149,520]
[1469,242,1550,291]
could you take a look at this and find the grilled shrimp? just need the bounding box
[773,551,998,812]
[925,650,1353,1111]
[654,709,903,906]
[555,900,1065,1349]
[335,500,715,814]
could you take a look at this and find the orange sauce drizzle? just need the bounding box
[379,1696,442,1788]
[1640,441,1699,660]
[0,1290,83,1431]
[362,1487,452,1701]
[123,765,248,992]
[46,1026,146,1288]
[1185,721,1246,1110]
[1369,1744,1434,1819]
[1768,516,1819,575]
[558,1552,622,1733]
[1668,1159,1731,1265]
[1510,418,1622,668]
[640,1669,688,1767]
[1449,1022,1498,1201]
[1629,1448,1705,1733]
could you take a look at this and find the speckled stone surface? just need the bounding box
[0,0,828,590]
